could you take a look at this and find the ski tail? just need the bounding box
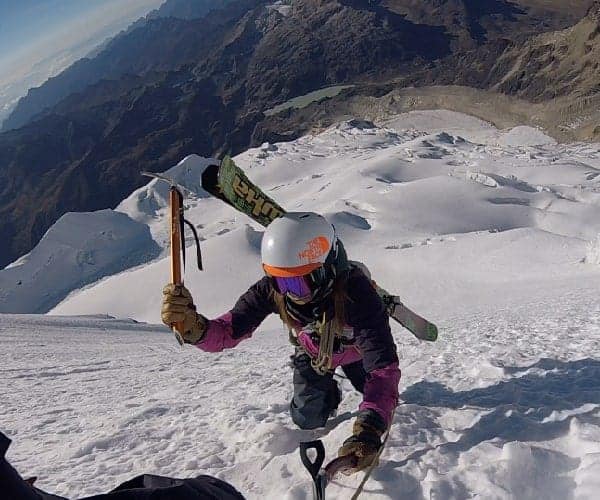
[350,261,438,342]
[380,293,438,342]
[202,156,284,227]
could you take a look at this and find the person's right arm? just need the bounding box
[161,277,276,352]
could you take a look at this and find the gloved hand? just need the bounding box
[161,284,207,344]
[337,409,386,473]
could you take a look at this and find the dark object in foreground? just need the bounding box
[0,431,245,500]
[299,440,358,500]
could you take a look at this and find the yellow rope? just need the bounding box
[312,311,335,375]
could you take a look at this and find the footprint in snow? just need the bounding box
[385,243,414,250]
[244,226,263,251]
[329,211,372,230]
[343,200,377,214]
[487,197,531,206]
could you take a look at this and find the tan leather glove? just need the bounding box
[161,284,207,344]
[337,409,386,473]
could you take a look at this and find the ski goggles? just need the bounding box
[272,275,313,299]
[266,265,330,301]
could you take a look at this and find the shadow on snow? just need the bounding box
[369,358,600,499]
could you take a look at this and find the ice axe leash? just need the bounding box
[141,171,203,345]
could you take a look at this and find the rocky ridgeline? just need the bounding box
[493,0,600,101]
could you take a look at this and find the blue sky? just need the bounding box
[0,0,164,80]
[0,1,103,51]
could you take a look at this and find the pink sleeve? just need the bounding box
[194,312,254,353]
[359,362,401,427]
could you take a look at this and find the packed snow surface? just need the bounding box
[3,291,600,499]
[3,110,600,499]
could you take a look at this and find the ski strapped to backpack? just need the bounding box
[201,156,438,342]
[142,171,203,344]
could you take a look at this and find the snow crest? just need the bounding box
[0,210,159,313]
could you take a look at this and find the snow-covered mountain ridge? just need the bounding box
[4,109,599,318]
[0,210,159,314]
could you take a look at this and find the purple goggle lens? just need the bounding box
[273,276,313,299]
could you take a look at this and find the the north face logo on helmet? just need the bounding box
[298,236,330,262]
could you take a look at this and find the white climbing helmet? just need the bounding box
[262,212,343,303]
[261,212,336,277]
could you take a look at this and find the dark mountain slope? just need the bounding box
[0,0,456,267]
[491,1,600,101]
[151,0,236,19]
[1,1,262,132]
[242,0,451,106]
[413,0,600,102]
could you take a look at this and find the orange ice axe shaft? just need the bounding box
[169,186,185,345]
[141,170,204,346]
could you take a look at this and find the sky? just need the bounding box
[0,0,165,77]
[0,0,164,98]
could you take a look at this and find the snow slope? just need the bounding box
[2,110,600,499]
[3,287,600,499]
[0,155,218,314]
[3,110,599,316]
[51,111,600,322]
[0,210,159,313]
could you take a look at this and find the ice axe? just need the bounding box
[141,171,203,345]
[300,421,394,500]
[299,440,358,500]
